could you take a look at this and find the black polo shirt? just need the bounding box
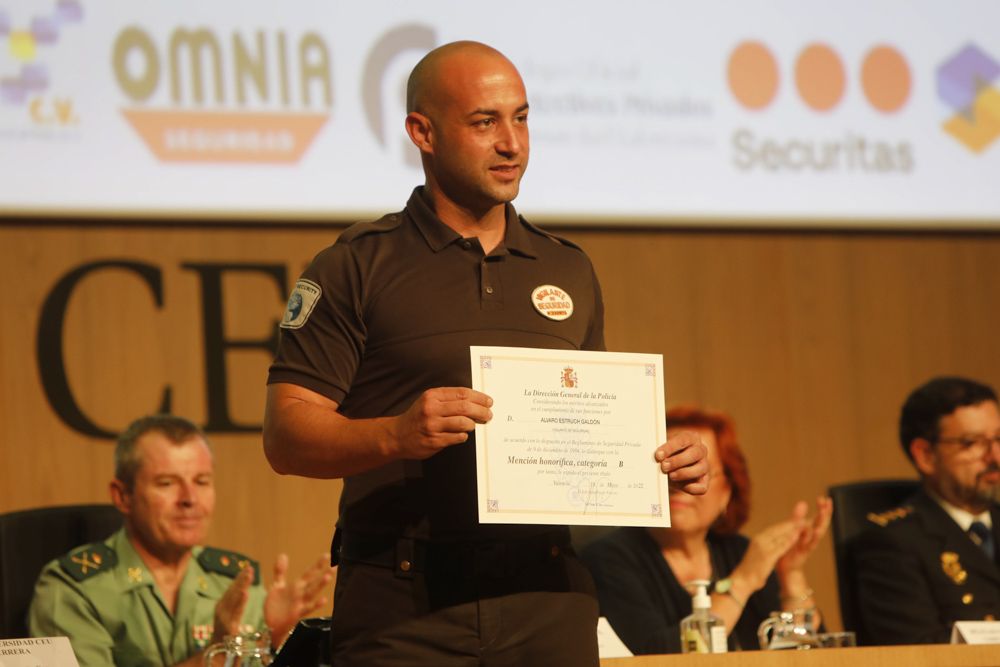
[269,187,605,540]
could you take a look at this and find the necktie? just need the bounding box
[968,521,995,561]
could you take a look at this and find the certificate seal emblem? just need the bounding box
[531,284,573,321]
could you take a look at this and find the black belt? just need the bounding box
[335,530,572,579]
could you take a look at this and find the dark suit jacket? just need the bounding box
[580,527,780,654]
[853,489,1000,645]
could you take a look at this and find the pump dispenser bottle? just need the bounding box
[680,579,727,654]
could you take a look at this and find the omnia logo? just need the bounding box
[937,43,1000,153]
[112,26,333,163]
[726,40,914,174]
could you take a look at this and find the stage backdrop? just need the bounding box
[2,0,1000,226]
[3,221,1000,631]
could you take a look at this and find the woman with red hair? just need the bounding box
[581,405,832,653]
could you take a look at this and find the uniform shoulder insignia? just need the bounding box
[58,543,117,582]
[198,547,260,584]
[866,505,914,527]
[519,215,583,251]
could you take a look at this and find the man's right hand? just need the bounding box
[211,565,254,643]
[388,387,493,459]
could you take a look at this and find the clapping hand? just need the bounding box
[264,553,337,646]
[212,565,254,643]
[776,497,832,576]
[733,514,806,592]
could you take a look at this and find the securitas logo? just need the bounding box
[0,1,83,126]
[726,40,914,173]
[112,25,332,163]
[937,44,1000,153]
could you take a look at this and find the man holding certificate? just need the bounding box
[264,40,708,667]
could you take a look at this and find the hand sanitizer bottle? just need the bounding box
[680,579,728,654]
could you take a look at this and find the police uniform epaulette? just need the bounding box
[519,215,583,251]
[59,542,117,582]
[337,213,405,243]
[198,547,261,584]
[866,505,914,528]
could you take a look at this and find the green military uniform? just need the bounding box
[28,528,266,666]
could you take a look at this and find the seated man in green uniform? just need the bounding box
[28,414,335,667]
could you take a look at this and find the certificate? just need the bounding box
[470,346,670,527]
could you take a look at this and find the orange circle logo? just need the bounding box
[795,43,845,111]
[728,40,911,114]
[727,41,779,110]
[861,45,911,113]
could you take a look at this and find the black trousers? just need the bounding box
[329,533,599,667]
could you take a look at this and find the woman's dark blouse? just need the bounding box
[580,527,781,654]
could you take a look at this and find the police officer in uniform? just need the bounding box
[264,41,710,666]
[29,415,334,666]
[854,377,1000,644]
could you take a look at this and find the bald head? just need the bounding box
[403,40,529,219]
[406,41,519,115]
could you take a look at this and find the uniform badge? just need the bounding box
[531,284,573,321]
[192,624,212,647]
[280,279,322,330]
[59,543,117,582]
[71,552,101,574]
[127,567,143,583]
[941,551,968,585]
[198,547,260,584]
[866,505,913,527]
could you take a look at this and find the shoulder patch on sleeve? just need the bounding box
[280,279,322,330]
[198,547,261,584]
[866,505,914,527]
[59,543,117,582]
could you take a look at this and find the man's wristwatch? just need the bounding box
[714,578,746,607]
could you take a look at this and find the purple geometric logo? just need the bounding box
[0,0,83,106]
[937,43,1000,152]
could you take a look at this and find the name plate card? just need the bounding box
[0,638,80,667]
[951,620,1000,644]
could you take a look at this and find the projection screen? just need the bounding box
[1,0,999,227]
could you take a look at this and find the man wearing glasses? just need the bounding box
[855,376,1000,644]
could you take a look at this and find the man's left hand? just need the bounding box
[654,431,709,495]
[263,553,337,646]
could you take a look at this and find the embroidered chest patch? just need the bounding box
[531,284,574,321]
